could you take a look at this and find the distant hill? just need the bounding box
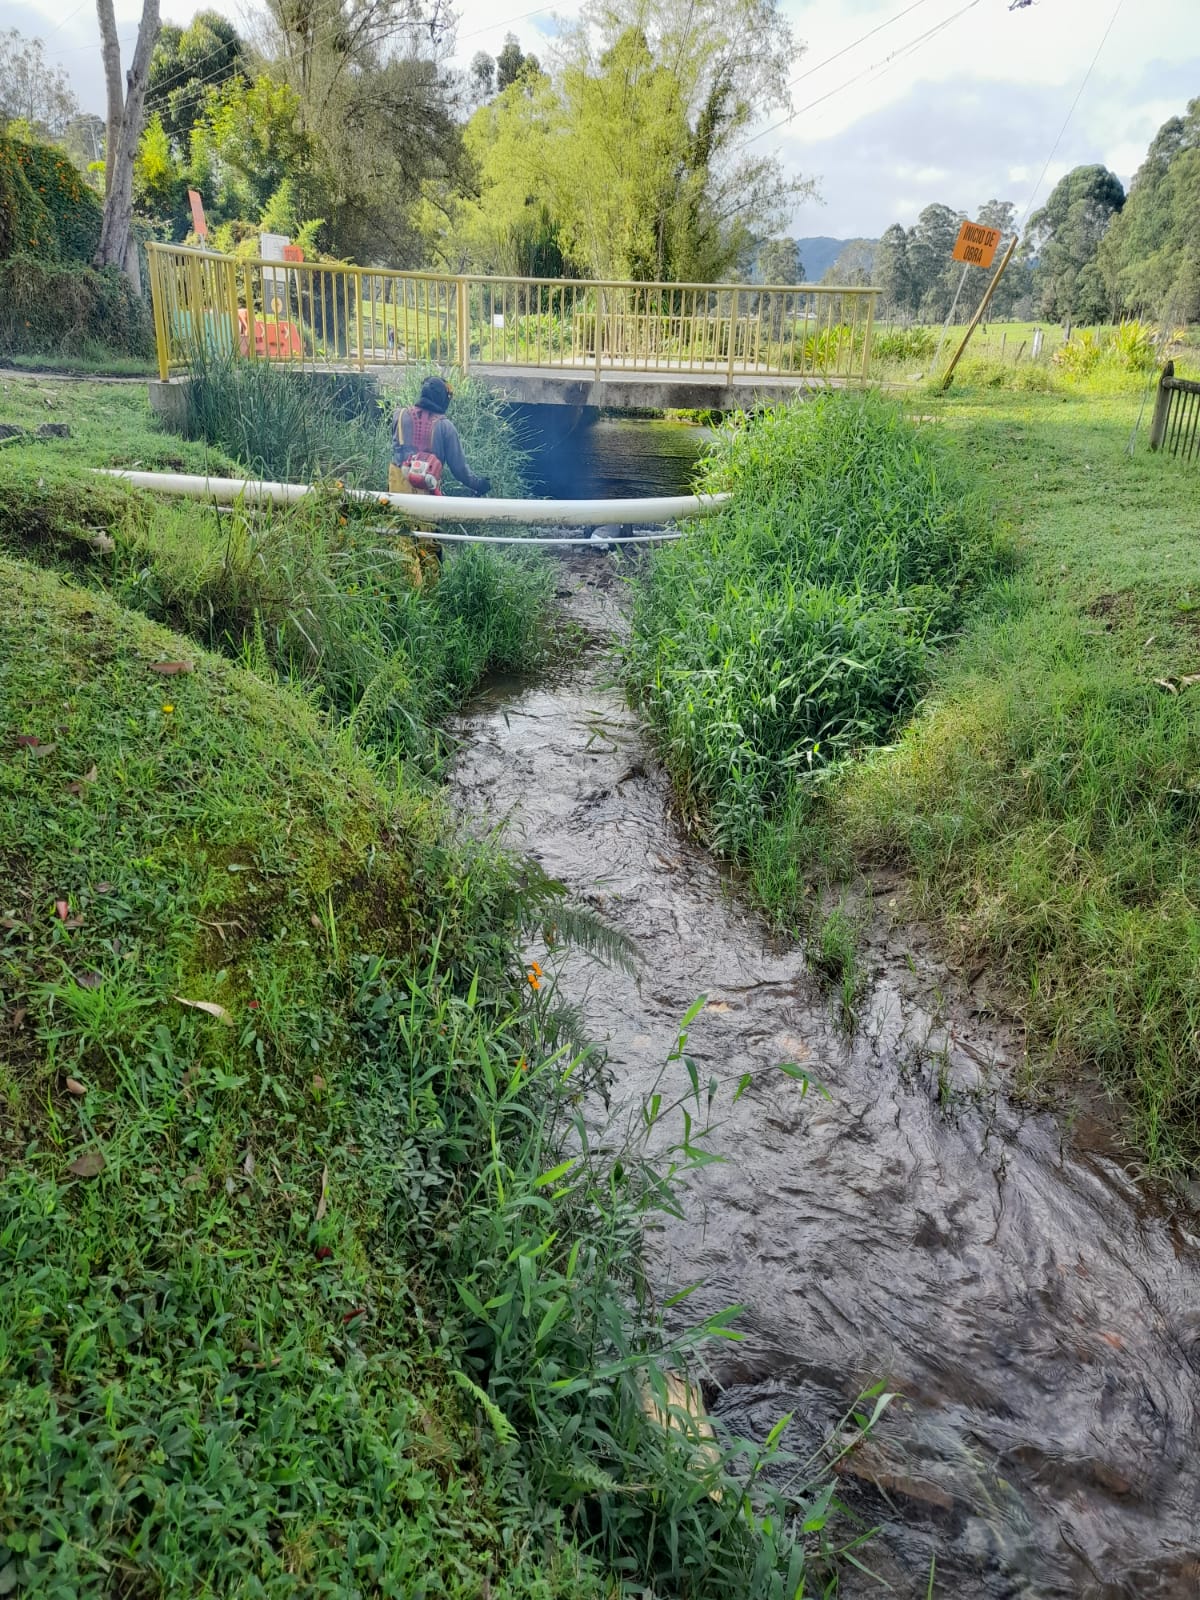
[796,237,862,282]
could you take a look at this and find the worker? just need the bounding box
[389,377,492,498]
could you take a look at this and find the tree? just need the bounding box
[0,30,79,138]
[61,112,107,177]
[147,11,244,153]
[458,0,810,283]
[496,33,539,92]
[1098,99,1200,321]
[189,75,313,222]
[95,0,163,278]
[757,237,803,335]
[824,238,875,287]
[258,0,463,263]
[467,51,495,107]
[1027,163,1124,321]
[873,223,913,317]
[904,204,961,319]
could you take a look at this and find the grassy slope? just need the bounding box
[832,382,1200,1171]
[0,371,239,474]
[0,557,565,1596]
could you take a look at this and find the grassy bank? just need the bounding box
[0,373,549,768]
[628,381,1200,1174]
[829,382,1200,1172]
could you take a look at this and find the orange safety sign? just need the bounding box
[952,220,1002,267]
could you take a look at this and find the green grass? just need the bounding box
[0,365,880,1593]
[824,382,1200,1173]
[0,371,240,474]
[1,348,156,378]
[0,373,552,770]
[628,378,1200,1173]
[625,391,1003,863]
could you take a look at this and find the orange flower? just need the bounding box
[526,967,541,991]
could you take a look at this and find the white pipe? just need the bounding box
[361,525,684,546]
[93,470,730,526]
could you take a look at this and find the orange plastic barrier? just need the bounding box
[238,309,303,360]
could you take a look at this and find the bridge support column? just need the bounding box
[148,377,193,430]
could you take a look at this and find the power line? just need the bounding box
[1016,0,1124,232]
[742,0,986,151]
[780,0,939,96]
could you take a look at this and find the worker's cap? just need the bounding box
[418,376,454,413]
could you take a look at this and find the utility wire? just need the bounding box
[1016,0,1124,233]
[779,0,939,96]
[742,0,985,150]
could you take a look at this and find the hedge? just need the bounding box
[0,256,155,359]
[0,136,102,263]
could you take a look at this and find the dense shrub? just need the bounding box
[0,135,100,262]
[0,255,155,359]
[626,393,1000,879]
[872,325,938,364]
[1053,318,1161,377]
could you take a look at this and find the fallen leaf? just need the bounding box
[315,1163,329,1222]
[315,1245,333,1260]
[312,1073,325,1092]
[342,1307,367,1324]
[148,661,194,675]
[1179,674,1200,689]
[67,1149,106,1179]
[95,881,112,894]
[1154,678,1178,694]
[63,916,84,931]
[28,742,58,759]
[174,995,234,1024]
[67,764,100,796]
[1098,1331,1125,1351]
[54,900,70,921]
[87,532,116,554]
[310,912,322,929]
[705,1001,732,1014]
[65,1078,87,1096]
[242,1149,255,1178]
[182,1169,205,1189]
[11,1008,26,1028]
[14,734,42,747]
[75,972,102,989]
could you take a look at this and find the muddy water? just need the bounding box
[449,558,1200,1599]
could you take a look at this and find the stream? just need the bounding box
[449,548,1200,1599]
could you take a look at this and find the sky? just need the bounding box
[10,0,1200,238]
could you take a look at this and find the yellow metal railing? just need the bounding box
[147,243,880,385]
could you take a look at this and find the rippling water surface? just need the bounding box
[449,556,1200,1599]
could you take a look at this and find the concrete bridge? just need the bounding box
[146,244,879,413]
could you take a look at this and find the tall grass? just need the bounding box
[625,393,1001,890]
[181,350,534,501]
[0,457,551,768]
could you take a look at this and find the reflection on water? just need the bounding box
[449,558,1200,1600]
[523,412,714,499]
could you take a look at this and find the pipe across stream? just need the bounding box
[448,556,1200,1599]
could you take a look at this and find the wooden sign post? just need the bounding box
[942,232,1020,390]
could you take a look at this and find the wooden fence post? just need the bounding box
[1149,360,1175,452]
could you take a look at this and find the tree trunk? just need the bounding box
[93,0,162,277]
[96,0,123,200]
